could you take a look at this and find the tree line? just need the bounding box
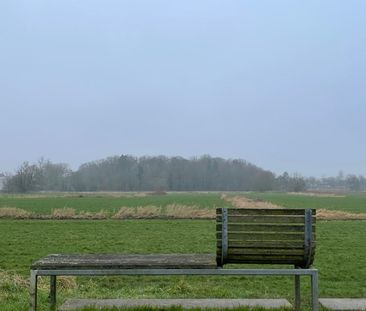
[2,155,366,193]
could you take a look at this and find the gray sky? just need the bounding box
[1,0,365,177]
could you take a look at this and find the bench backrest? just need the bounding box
[216,208,316,268]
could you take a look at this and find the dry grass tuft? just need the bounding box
[113,206,161,219]
[317,209,366,220]
[165,204,215,219]
[57,276,77,290]
[135,206,161,218]
[77,210,109,219]
[113,205,214,219]
[0,270,28,300]
[36,275,77,291]
[0,207,32,218]
[51,208,110,219]
[51,207,76,218]
[0,269,28,288]
[222,194,280,209]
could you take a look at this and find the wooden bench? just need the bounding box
[30,208,318,311]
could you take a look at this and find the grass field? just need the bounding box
[0,192,365,310]
[1,219,366,310]
[0,193,228,217]
[243,192,366,213]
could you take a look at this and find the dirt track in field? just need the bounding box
[221,194,366,220]
[221,194,280,209]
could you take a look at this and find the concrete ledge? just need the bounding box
[60,298,292,310]
[319,298,366,310]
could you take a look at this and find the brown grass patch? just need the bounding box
[112,204,214,219]
[80,210,109,219]
[0,207,32,218]
[51,207,76,218]
[50,208,110,219]
[57,276,77,290]
[222,194,281,209]
[35,275,77,292]
[317,209,366,220]
[113,206,161,219]
[0,270,28,300]
[0,270,76,300]
[165,204,215,219]
[0,269,28,287]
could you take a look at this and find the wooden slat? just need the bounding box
[216,224,315,233]
[217,232,305,241]
[31,254,217,270]
[217,240,310,249]
[217,215,315,224]
[223,255,304,263]
[217,208,315,216]
[222,248,305,255]
[225,258,305,265]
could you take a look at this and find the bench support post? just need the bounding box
[50,275,57,310]
[311,270,319,311]
[29,270,37,311]
[294,273,301,310]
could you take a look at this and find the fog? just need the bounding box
[1,1,366,176]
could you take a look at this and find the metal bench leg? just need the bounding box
[311,270,319,311]
[294,274,301,311]
[50,275,57,310]
[29,270,38,311]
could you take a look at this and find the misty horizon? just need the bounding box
[1,154,364,179]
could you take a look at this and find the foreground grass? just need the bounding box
[0,219,365,310]
[243,192,366,213]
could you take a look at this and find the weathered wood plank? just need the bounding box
[31,254,217,270]
[219,248,305,255]
[216,224,315,232]
[217,232,306,241]
[217,240,310,249]
[225,258,306,264]
[217,215,315,224]
[224,254,305,260]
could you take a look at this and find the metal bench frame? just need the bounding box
[29,208,319,311]
[30,267,318,311]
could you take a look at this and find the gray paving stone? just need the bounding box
[319,299,366,310]
[60,298,292,310]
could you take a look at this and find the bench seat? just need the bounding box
[31,254,217,270]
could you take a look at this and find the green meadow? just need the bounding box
[0,192,365,310]
[243,192,366,213]
[0,193,227,216]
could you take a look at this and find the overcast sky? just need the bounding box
[1,1,365,177]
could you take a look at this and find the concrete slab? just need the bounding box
[319,298,366,310]
[60,298,292,310]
